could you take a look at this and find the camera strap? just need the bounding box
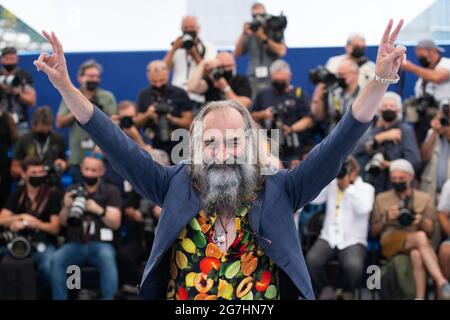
[34,136,51,161]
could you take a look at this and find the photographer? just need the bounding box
[164,16,217,109]
[0,47,36,135]
[420,99,450,202]
[437,179,450,281]
[306,156,374,300]
[403,39,450,144]
[354,92,421,193]
[312,59,361,135]
[371,159,450,300]
[0,110,18,208]
[325,33,376,89]
[187,51,252,108]
[56,59,117,183]
[234,2,287,97]
[51,155,122,300]
[0,157,61,296]
[251,59,313,166]
[11,107,67,185]
[134,60,193,157]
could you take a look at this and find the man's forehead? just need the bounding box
[202,109,246,137]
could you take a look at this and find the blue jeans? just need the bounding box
[0,244,55,294]
[50,241,118,300]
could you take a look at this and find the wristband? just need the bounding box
[373,73,400,85]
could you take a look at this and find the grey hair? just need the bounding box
[269,59,291,75]
[188,100,274,175]
[346,33,366,45]
[381,91,403,119]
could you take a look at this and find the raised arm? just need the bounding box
[285,19,406,210]
[34,31,172,206]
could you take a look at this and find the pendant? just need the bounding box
[213,232,226,246]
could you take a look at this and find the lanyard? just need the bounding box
[335,188,344,219]
[34,136,51,161]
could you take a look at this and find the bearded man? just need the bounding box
[35,19,405,300]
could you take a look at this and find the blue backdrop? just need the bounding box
[17,44,450,139]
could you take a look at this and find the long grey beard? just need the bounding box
[193,163,259,216]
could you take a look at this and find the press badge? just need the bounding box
[81,138,95,150]
[100,228,114,242]
[11,113,19,124]
[255,66,269,79]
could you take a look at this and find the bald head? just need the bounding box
[147,60,169,87]
[182,16,199,33]
[337,59,359,88]
[217,51,236,72]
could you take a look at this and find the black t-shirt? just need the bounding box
[251,86,313,151]
[0,112,13,168]
[136,84,192,151]
[0,67,34,123]
[204,75,252,103]
[13,131,66,165]
[65,181,122,243]
[4,186,62,243]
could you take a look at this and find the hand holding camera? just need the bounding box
[387,205,400,221]
[145,104,158,122]
[86,199,104,216]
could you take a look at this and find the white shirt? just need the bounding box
[310,177,375,249]
[438,179,450,212]
[171,41,217,103]
[325,54,375,89]
[415,57,450,103]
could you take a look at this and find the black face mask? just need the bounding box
[85,81,99,91]
[337,77,348,89]
[392,181,408,193]
[34,131,50,142]
[223,70,233,82]
[272,81,287,94]
[418,56,430,68]
[351,46,365,59]
[382,110,397,123]
[83,175,99,186]
[28,176,47,188]
[152,84,167,95]
[3,64,16,72]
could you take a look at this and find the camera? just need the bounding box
[308,65,346,88]
[44,164,64,187]
[119,116,134,129]
[439,99,450,127]
[264,102,299,149]
[250,13,287,34]
[413,93,436,114]
[154,101,173,142]
[398,197,416,227]
[365,152,385,176]
[181,33,195,50]
[0,231,32,259]
[209,68,224,81]
[67,186,88,226]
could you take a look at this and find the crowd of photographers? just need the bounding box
[0,2,450,300]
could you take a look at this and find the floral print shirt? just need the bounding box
[167,206,279,300]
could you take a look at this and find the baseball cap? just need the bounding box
[416,38,445,53]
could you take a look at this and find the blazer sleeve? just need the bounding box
[285,107,372,211]
[81,106,171,207]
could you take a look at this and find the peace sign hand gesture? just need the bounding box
[33,31,72,91]
[375,19,406,80]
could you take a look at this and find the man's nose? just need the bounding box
[213,144,231,164]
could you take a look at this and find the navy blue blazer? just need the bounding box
[81,105,371,300]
